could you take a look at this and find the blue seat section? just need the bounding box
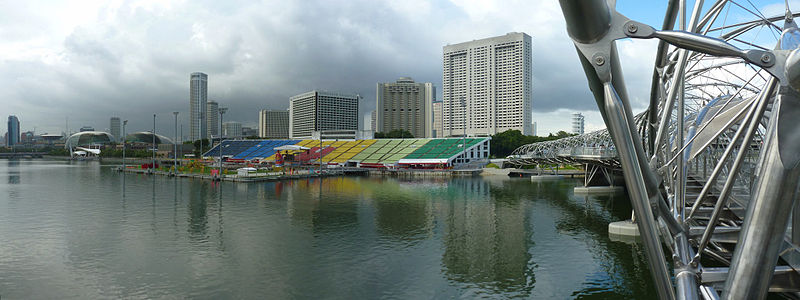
[204,140,261,157]
[203,140,303,159]
[237,140,301,159]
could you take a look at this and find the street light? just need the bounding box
[122,120,128,170]
[152,114,156,173]
[173,111,179,176]
[218,107,227,181]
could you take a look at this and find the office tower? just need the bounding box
[242,127,257,137]
[442,32,532,136]
[7,115,20,146]
[110,117,120,142]
[207,100,219,138]
[376,77,435,138]
[370,110,376,132]
[532,121,538,136]
[289,91,359,139]
[222,122,242,138]
[433,101,442,138]
[189,72,208,141]
[572,113,584,135]
[258,110,289,139]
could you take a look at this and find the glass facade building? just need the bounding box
[7,115,19,147]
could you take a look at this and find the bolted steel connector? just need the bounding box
[594,55,605,66]
[761,54,772,64]
[626,23,638,34]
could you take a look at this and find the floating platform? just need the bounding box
[609,220,640,244]
[574,186,624,194]
[530,175,564,181]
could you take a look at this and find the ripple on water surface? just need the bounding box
[0,160,654,299]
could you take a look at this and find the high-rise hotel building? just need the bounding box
[189,72,208,141]
[258,110,289,139]
[442,32,532,136]
[289,91,359,139]
[376,77,435,138]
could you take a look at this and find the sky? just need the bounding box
[0,0,791,138]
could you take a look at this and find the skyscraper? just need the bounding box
[207,100,219,138]
[370,110,376,132]
[289,91,359,139]
[110,117,121,142]
[572,113,585,135]
[376,77,435,138]
[258,110,289,139]
[443,32,532,136]
[222,122,243,138]
[189,72,208,141]
[433,101,442,138]
[7,115,20,147]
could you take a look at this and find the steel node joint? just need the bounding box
[624,22,777,69]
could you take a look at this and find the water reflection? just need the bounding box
[287,178,359,233]
[441,178,534,296]
[188,181,209,239]
[7,160,20,184]
[373,179,433,239]
[0,162,655,299]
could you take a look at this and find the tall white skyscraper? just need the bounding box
[572,113,585,135]
[376,77,435,138]
[110,117,120,142]
[207,100,219,138]
[189,72,208,141]
[443,32,532,136]
[289,91,359,139]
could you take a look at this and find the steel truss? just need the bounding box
[510,1,800,299]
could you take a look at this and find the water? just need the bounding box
[0,160,654,299]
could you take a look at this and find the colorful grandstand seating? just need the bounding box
[201,137,489,167]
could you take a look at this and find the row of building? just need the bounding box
[253,32,538,141]
[3,32,586,147]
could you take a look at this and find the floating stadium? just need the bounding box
[202,138,490,169]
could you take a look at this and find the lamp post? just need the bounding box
[122,120,128,170]
[152,114,156,173]
[173,111,179,176]
[218,107,227,181]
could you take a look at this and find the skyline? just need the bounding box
[0,0,785,137]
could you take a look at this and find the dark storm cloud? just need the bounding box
[0,0,656,136]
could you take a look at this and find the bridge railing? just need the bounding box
[570,146,617,158]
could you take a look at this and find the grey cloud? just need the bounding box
[2,0,655,136]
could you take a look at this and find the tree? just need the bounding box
[193,139,210,155]
[490,129,577,158]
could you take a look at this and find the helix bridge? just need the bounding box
[509,1,800,299]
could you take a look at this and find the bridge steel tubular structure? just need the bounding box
[554,0,800,299]
[558,1,679,299]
